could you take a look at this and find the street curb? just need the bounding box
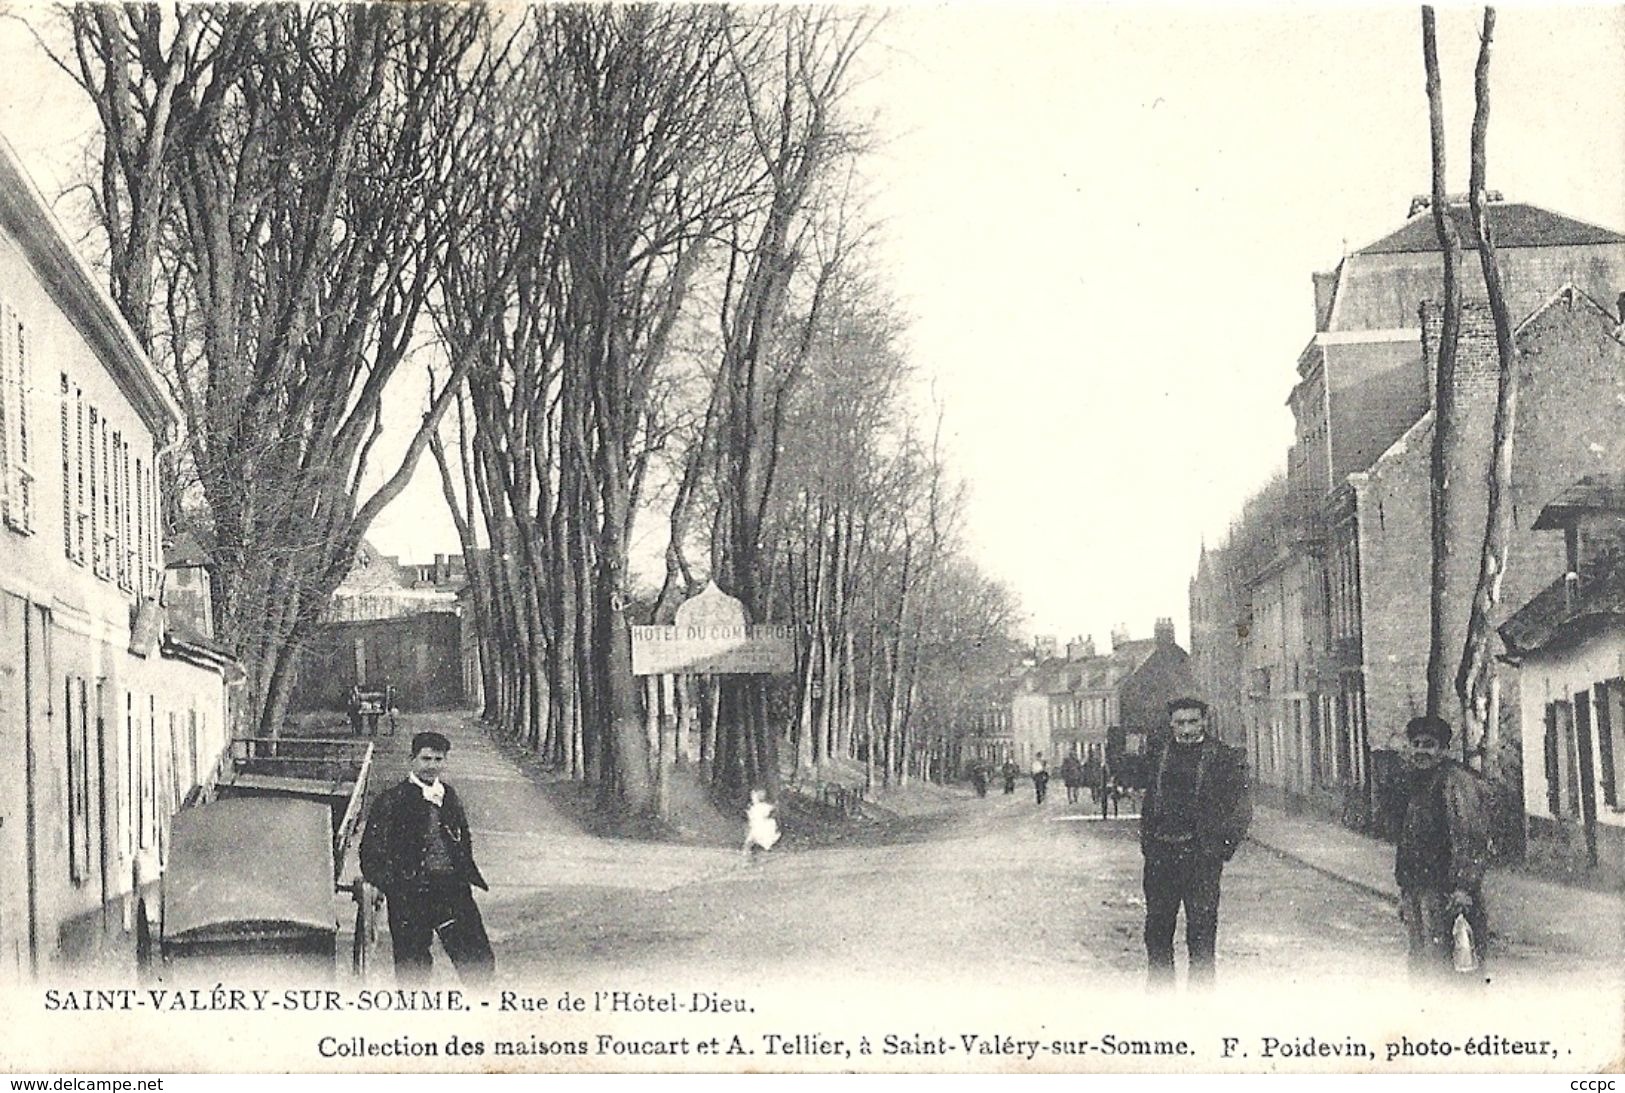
[1245,833,1400,907]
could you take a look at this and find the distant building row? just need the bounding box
[964,619,1194,767]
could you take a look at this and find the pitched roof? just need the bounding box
[1500,553,1625,657]
[164,530,213,568]
[0,134,181,434]
[1357,203,1625,256]
[1532,473,1625,531]
[1108,639,1159,675]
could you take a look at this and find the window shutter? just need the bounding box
[100,417,111,577]
[0,305,36,533]
[15,314,32,531]
[0,299,11,525]
[75,388,86,563]
[60,373,71,558]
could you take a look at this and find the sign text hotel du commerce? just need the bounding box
[630,582,795,676]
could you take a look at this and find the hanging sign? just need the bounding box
[631,582,794,675]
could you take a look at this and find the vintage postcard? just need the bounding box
[0,2,1620,1077]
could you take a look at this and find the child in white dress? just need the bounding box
[743,789,780,859]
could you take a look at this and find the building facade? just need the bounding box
[1190,197,1625,832]
[1007,621,1194,768]
[1501,476,1625,883]
[0,136,238,974]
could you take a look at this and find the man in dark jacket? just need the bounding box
[1139,697,1251,989]
[1395,714,1489,977]
[1060,752,1084,804]
[360,731,494,983]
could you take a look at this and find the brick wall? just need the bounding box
[1359,295,1625,758]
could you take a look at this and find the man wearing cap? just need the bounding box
[361,730,494,983]
[1395,714,1489,977]
[1139,697,1252,988]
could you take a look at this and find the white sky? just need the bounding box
[3,5,1622,650]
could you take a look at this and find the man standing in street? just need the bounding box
[361,730,495,984]
[1031,753,1050,805]
[1139,698,1251,989]
[1060,751,1084,804]
[1395,714,1489,978]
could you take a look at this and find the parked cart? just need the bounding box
[158,737,380,977]
[348,683,397,736]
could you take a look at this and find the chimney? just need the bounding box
[1066,635,1096,661]
[1034,635,1058,661]
[1110,624,1130,651]
[1312,270,1339,332]
[1154,617,1176,647]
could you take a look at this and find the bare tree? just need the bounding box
[1421,5,1465,720]
[1455,7,1519,768]
[66,5,498,730]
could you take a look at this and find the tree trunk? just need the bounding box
[1422,5,1466,720]
[1455,7,1518,772]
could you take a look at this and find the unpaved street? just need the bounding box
[490,789,1405,988]
[383,716,1598,993]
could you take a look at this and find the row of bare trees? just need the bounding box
[63,3,1023,814]
[424,8,1023,813]
[64,4,504,732]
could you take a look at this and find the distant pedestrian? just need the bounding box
[1031,754,1050,805]
[1395,715,1489,979]
[1060,753,1084,804]
[743,789,781,860]
[1001,759,1018,795]
[970,764,989,798]
[360,731,494,984]
[1084,749,1103,804]
[1139,698,1252,990]
[1099,762,1117,819]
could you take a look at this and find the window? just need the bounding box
[1597,679,1622,810]
[73,386,86,563]
[99,417,113,579]
[142,694,156,851]
[113,432,129,590]
[88,408,100,573]
[1545,700,1580,819]
[124,691,135,857]
[122,440,134,592]
[134,459,145,595]
[1,302,35,533]
[143,456,161,593]
[65,675,92,884]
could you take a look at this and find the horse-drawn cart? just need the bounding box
[159,737,382,977]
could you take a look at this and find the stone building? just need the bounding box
[1008,620,1194,768]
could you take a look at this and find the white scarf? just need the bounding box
[409,773,445,807]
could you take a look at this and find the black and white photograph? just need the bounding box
[0,1,1620,1077]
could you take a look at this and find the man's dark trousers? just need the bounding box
[1143,845,1223,986]
[386,879,494,983]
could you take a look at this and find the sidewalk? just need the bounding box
[1249,803,1624,963]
